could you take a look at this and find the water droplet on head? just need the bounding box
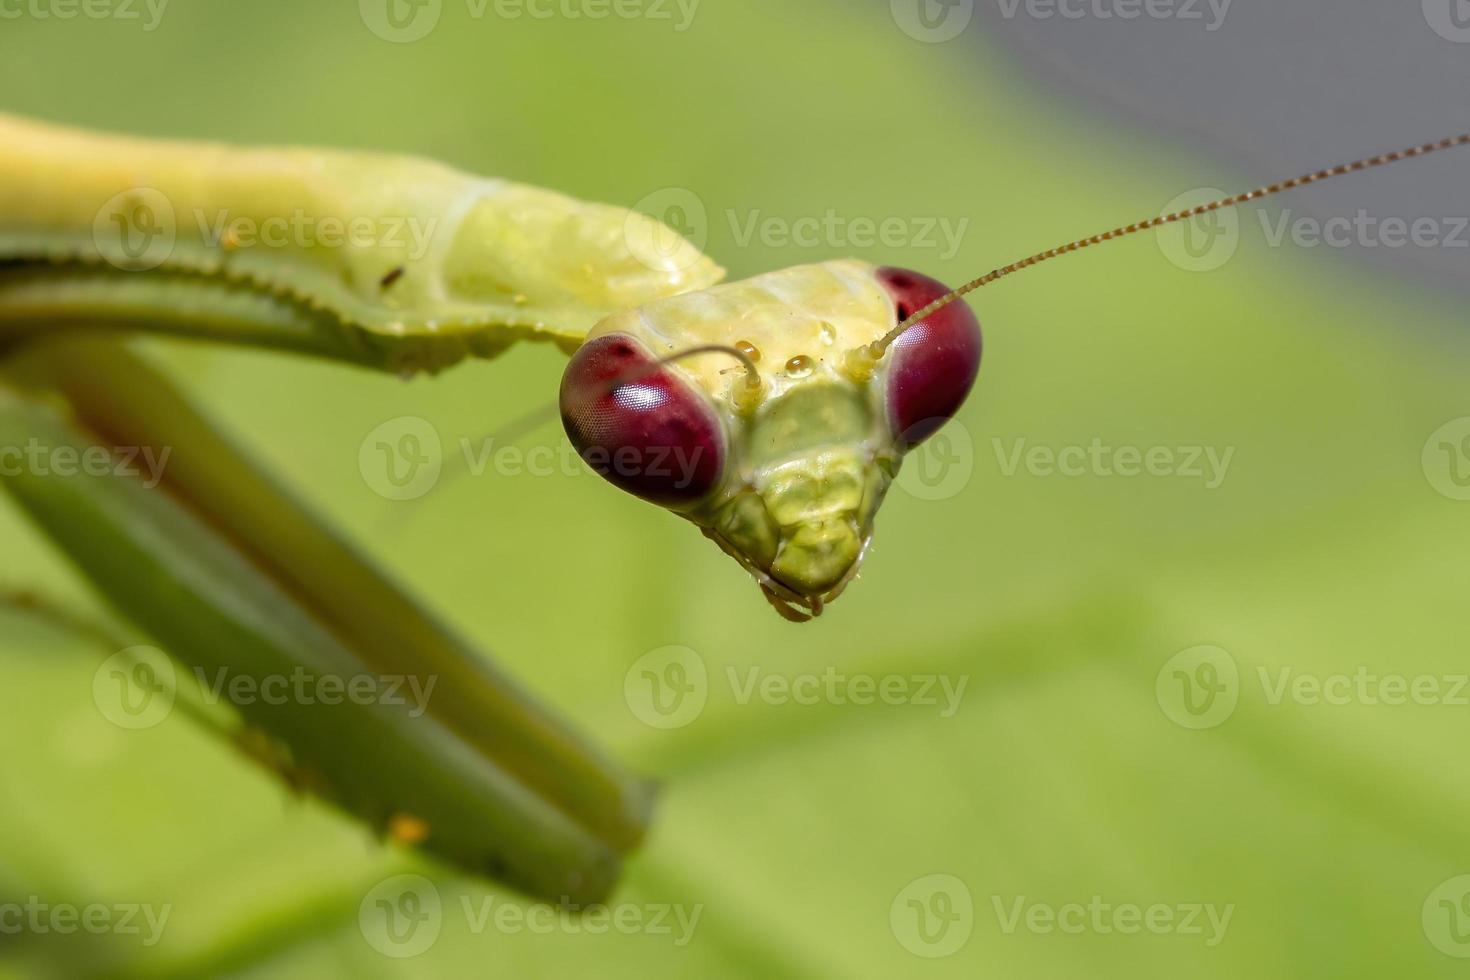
[785,355,815,379]
[735,340,761,361]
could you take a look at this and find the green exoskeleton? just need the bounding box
[2,113,1466,899]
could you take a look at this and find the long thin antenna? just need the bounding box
[870,131,1470,356]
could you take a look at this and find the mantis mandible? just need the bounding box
[1,113,1465,901]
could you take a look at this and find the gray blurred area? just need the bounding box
[962,0,1470,295]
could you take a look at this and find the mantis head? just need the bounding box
[558,130,1470,620]
[560,260,981,621]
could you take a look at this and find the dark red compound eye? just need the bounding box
[876,266,983,449]
[560,334,726,506]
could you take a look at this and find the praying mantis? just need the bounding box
[1,112,1466,903]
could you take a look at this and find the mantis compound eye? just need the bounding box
[876,266,983,449]
[560,334,726,506]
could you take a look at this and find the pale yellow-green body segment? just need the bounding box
[0,114,723,371]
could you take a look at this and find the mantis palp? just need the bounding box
[1,113,1465,901]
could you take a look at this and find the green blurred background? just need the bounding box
[4,1,1470,976]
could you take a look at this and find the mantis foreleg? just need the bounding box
[0,336,651,903]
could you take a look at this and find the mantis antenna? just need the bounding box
[869,131,1470,358]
